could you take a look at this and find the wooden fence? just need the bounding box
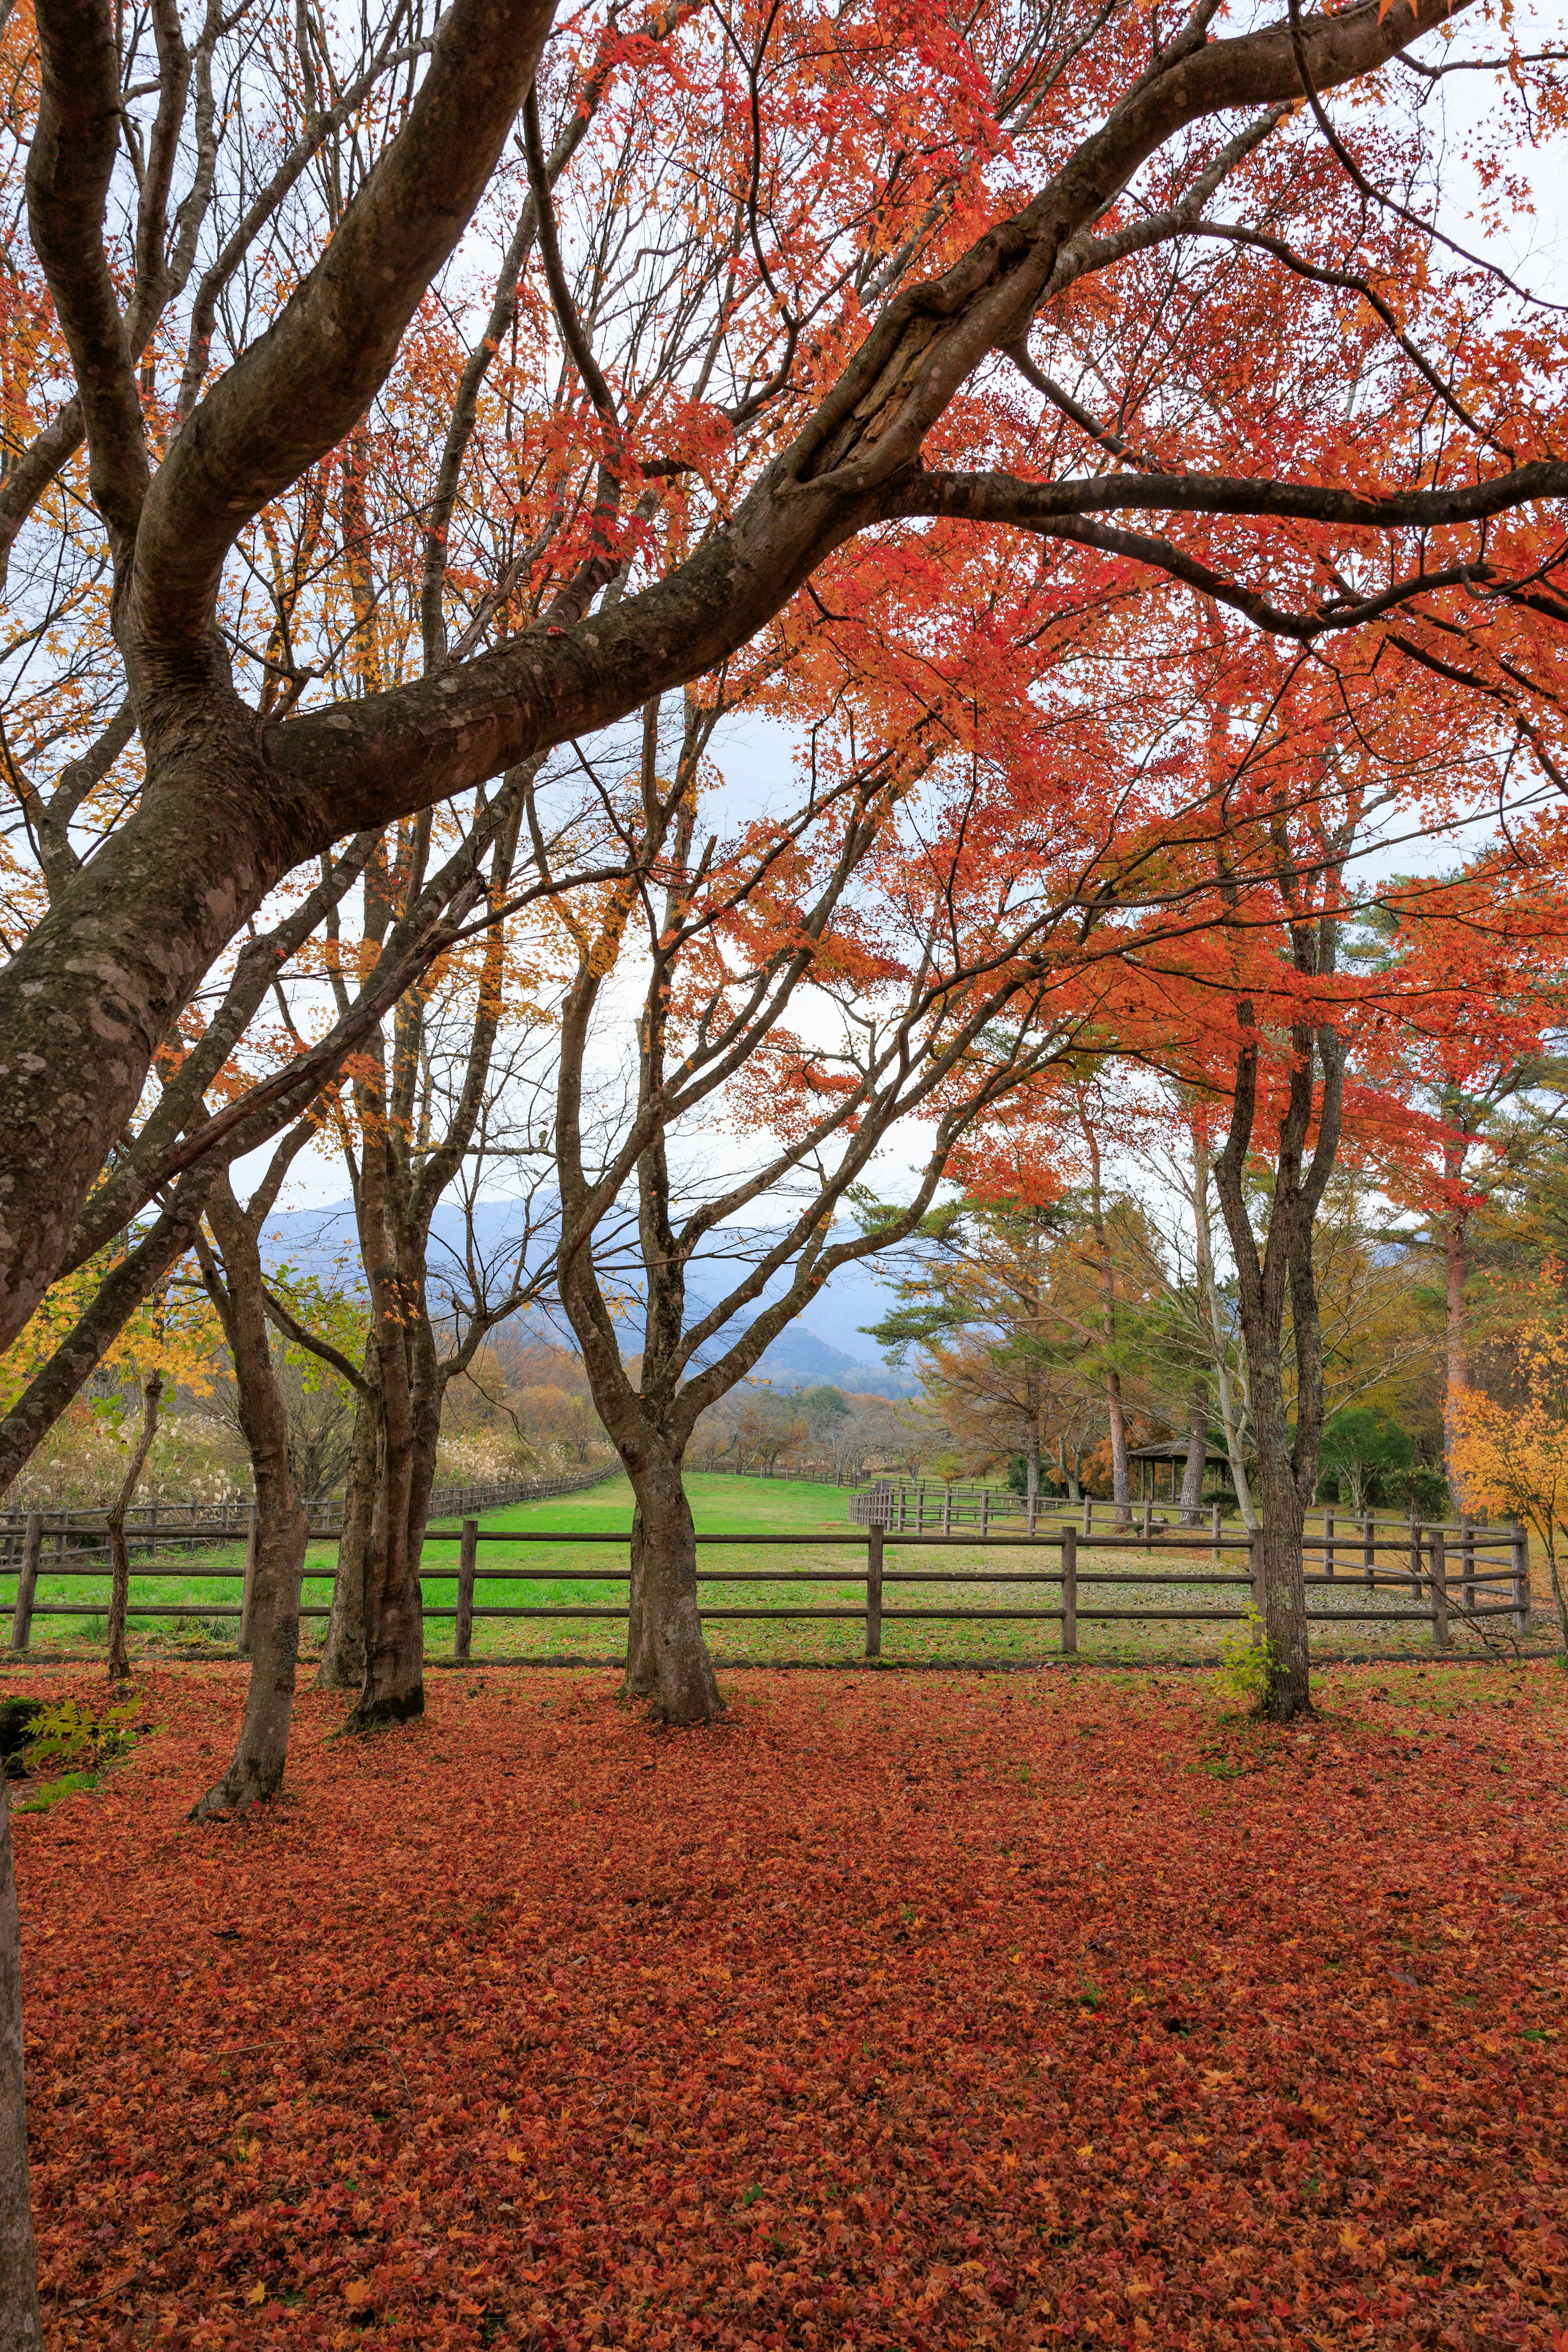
[849,1483,1494,1549]
[0,1462,617,1561]
[4,1512,1532,1661]
[0,1463,622,1646]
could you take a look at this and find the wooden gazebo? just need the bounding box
[1127,1438,1229,1504]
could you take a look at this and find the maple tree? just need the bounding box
[1364,869,1568,1493]
[1449,1264,1568,1655]
[0,0,1566,2299]
[1,0,1566,1383]
[542,622,1364,1721]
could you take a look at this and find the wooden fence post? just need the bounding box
[1082,1496,1092,1539]
[1512,1521,1530,1633]
[1363,1513,1375,1590]
[1140,1497,1152,1544]
[238,1508,259,1654]
[1323,1506,1334,1581]
[943,1486,951,1536]
[1407,1511,1421,1601]
[1211,1499,1221,1565]
[1249,1533,1265,1641]
[1060,1526,1077,1657]
[455,1518,478,1661]
[1460,1518,1475,1614]
[865,1527,884,1659]
[1429,1528,1450,1653]
[980,1490,989,1539]
[9,1513,41,1652]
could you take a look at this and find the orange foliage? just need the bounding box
[12,1666,1568,2348]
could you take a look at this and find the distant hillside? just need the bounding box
[258,1197,915,1394]
[748,1325,918,1398]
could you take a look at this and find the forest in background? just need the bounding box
[13,1035,1568,1533]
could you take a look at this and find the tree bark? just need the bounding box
[106,1369,163,1680]
[191,1183,308,1816]
[0,1776,41,2349]
[622,1444,720,1722]
[1442,1152,1470,1504]
[339,1090,425,1731]
[316,1379,376,1690]
[1083,1119,1131,1526]
[1178,1385,1207,1526]
[1214,1005,1345,1722]
[1192,1132,1260,1531]
[345,1415,425,1732]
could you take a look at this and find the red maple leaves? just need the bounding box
[10,1664,1568,2348]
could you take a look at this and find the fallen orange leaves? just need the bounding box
[9,1664,1568,2350]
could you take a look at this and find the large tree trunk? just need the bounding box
[1442,1167,1470,1504]
[1083,1118,1131,1527]
[1250,1421,1312,1712]
[192,1186,310,1817]
[344,1416,425,1731]
[316,1375,377,1690]
[1213,1002,1345,1724]
[1178,1386,1207,1525]
[0,1776,41,2348]
[621,1446,721,1723]
[106,1370,163,1681]
[341,1129,425,1732]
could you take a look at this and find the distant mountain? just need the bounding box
[258,1196,914,1392]
[747,1325,918,1398]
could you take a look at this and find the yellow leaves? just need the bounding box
[0,1248,221,1417]
[245,2282,267,2306]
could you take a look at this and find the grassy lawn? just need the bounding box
[0,1472,1530,1666]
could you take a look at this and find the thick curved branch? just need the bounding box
[25,0,149,554]
[130,0,558,653]
[1008,517,1494,641]
[0,1169,216,1500]
[259,1285,370,1395]
[900,459,1568,536]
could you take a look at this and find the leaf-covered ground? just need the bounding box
[9,1660,1568,2350]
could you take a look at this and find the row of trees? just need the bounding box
[0,0,1564,1764]
[2,0,1567,2319]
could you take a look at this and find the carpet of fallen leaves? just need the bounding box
[9,1661,1568,2352]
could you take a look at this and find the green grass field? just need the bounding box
[0,1472,1528,1666]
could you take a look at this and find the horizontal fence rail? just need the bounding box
[0,1463,620,1582]
[3,1510,1533,1663]
[849,1483,1510,1546]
